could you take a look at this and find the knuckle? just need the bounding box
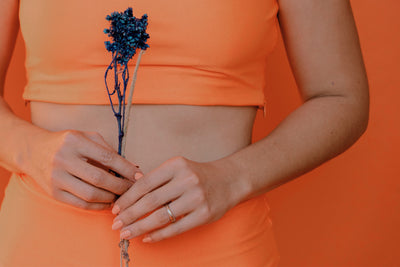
[170,156,188,168]
[142,194,158,209]
[104,192,116,203]
[199,205,212,221]
[121,180,133,193]
[114,180,130,195]
[89,131,104,142]
[192,188,206,205]
[186,174,200,186]
[55,130,82,154]
[62,130,81,144]
[99,149,115,165]
[82,188,98,202]
[89,169,105,185]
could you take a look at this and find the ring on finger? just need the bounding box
[164,203,176,223]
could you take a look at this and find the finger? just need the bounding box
[55,190,112,211]
[142,207,208,243]
[115,194,192,240]
[81,131,114,151]
[76,136,141,180]
[113,178,185,226]
[81,132,142,173]
[54,170,116,203]
[65,158,133,195]
[112,160,179,214]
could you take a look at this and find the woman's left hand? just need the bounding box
[110,156,248,243]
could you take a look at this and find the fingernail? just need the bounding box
[112,204,120,215]
[142,236,152,243]
[120,230,131,239]
[134,172,143,180]
[112,220,123,230]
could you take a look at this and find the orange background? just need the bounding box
[1,0,399,266]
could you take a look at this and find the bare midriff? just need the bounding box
[30,102,258,174]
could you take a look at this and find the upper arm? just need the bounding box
[277,0,369,103]
[0,0,20,96]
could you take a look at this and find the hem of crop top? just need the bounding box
[23,95,268,117]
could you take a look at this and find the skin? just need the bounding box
[0,0,369,245]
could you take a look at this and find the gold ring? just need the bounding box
[164,203,176,223]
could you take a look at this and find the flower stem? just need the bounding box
[118,49,145,267]
[119,239,130,267]
[121,49,145,158]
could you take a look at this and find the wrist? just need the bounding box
[6,117,50,173]
[210,156,253,208]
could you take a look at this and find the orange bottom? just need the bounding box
[0,172,280,267]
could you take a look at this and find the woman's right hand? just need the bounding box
[21,129,142,211]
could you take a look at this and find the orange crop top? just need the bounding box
[19,0,279,115]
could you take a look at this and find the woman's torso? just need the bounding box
[0,0,284,265]
[30,102,258,173]
[22,0,278,165]
[20,0,280,164]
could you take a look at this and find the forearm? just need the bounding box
[218,94,369,204]
[0,96,48,173]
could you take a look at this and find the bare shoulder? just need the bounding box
[0,0,20,95]
[276,0,369,102]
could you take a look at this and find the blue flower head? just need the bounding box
[104,7,150,65]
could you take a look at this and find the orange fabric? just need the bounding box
[19,0,279,113]
[3,0,400,266]
[0,173,280,266]
[0,1,282,265]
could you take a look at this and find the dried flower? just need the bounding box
[103,7,150,267]
[104,7,149,65]
[104,7,149,156]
